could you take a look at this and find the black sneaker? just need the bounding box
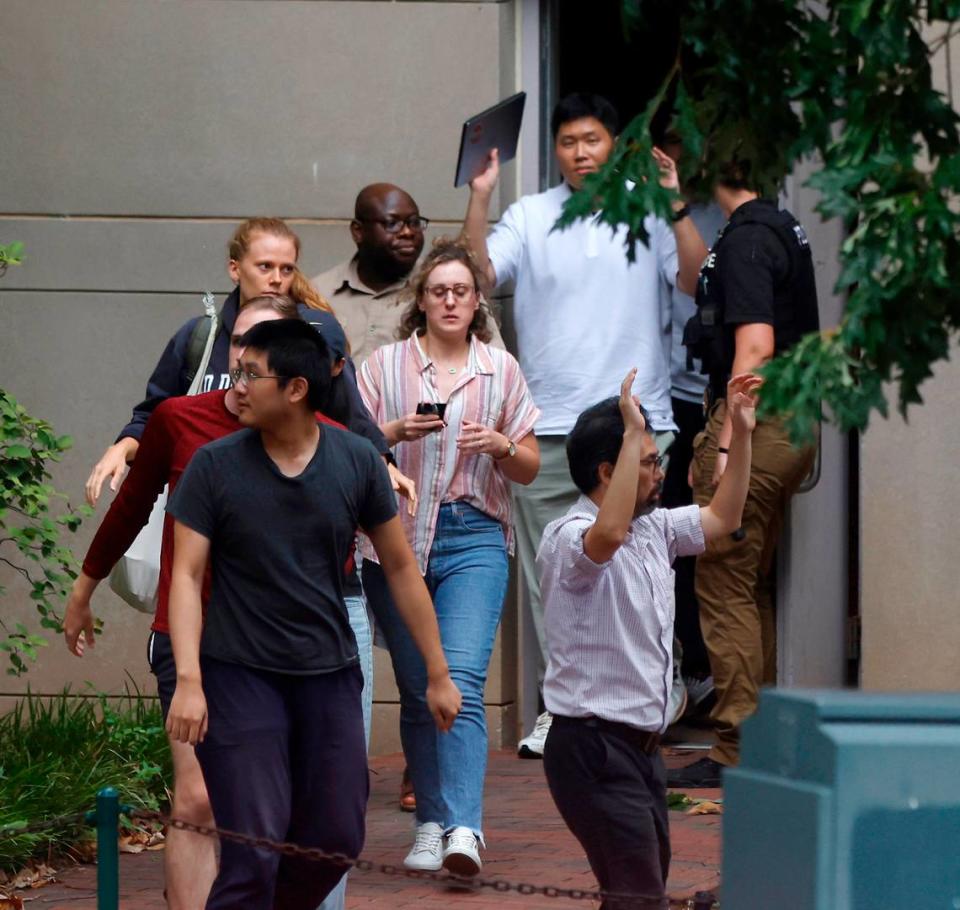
[666,757,725,788]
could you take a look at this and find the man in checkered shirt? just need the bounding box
[538,369,760,909]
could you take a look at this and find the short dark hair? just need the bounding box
[566,397,651,495]
[239,319,343,417]
[551,93,619,139]
[716,157,756,192]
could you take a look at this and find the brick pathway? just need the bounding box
[28,749,719,909]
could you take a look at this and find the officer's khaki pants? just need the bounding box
[692,402,816,766]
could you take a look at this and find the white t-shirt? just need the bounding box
[488,182,679,434]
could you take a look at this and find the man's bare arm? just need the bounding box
[699,374,761,542]
[583,369,647,564]
[166,521,210,746]
[461,149,499,288]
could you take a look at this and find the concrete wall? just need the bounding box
[860,346,960,690]
[859,23,960,691]
[0,0,520,752]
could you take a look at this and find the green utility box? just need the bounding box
[722,689,960,909]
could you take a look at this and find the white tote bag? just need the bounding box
[108,294,218,612]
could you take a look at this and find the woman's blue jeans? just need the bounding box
[362,502,509,840]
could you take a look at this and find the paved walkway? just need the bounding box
[28,749,719,909]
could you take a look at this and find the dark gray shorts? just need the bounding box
[147,630,176,721]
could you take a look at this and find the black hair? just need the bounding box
[716,158,756,192]
[238,319,349,424]
[550,93,619,140]
[566,397,651,495]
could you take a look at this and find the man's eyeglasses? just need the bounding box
[640,453,665,471]
[358,216,430,234]
[229,368,286,387]
[424,283,476,302]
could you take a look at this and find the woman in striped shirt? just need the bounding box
[358,238,540,877]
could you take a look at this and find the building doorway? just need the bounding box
[515,0,853,738]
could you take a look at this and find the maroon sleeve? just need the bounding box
[82,404,175,579]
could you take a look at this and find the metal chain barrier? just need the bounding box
[128,808,718,909]
[0,812,90,837]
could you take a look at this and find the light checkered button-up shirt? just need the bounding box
[538,497,705,733]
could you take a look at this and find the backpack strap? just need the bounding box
[184,292,220,387]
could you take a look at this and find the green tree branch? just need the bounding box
[558,0,960,437]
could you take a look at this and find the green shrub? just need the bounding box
[0,390,92,675]
[0,689,172,873]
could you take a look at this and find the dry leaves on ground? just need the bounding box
[4,863,58,890]
[686,800,723,816]
[119,828,165,854]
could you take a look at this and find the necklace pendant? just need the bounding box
[448,367,457,375]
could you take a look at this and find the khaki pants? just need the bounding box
[692,402,816,766]
[515,431,676,687]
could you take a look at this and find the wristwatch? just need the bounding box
[495,439,517,460]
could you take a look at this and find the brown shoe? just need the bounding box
[399,766,416,812]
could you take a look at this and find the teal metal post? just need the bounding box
[95,787,120,910]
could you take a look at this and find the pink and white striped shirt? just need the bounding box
[358,333,540,572]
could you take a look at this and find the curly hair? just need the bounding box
[396,238,495,343]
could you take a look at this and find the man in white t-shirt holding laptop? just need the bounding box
[462,93,707,756]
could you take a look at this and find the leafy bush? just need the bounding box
[0,690,172,874]
[0,391,92,675]
[0,241,23,277]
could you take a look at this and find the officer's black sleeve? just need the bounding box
[717,225,788,328]
[115,318,200,443]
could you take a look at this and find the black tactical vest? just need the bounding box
[682,202,817,395]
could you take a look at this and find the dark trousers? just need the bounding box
[543,716,670,910]
[661,396,711,678]
[195,659,369,910]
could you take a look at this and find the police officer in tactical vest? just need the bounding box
[668,160,820,788]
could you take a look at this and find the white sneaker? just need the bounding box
[403,822,444,872]
[684,674,716,711]
[667,664,689,726]
[442,826,482,876]
[517,710,552,759]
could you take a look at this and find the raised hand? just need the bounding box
[727,373,763,435]
[618,368,647,434]
[651,146,680,193]
[469,148,500,198]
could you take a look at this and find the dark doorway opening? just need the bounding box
[547,0,680,166]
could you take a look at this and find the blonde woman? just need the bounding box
[359,239,540,876]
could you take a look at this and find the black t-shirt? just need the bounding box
[167,425,397,675]
[717,200,819,364]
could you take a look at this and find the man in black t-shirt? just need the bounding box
[669,163,820,789]
[166,320,461,910]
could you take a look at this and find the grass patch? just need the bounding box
[0,688,172,874]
